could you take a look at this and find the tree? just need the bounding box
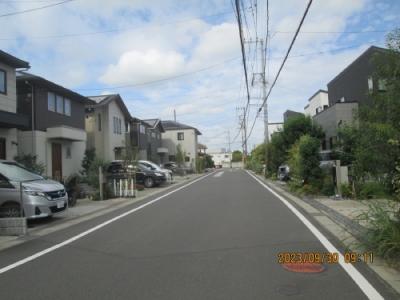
[265,115,323,177]
[81,148,96,176]
[246,143,266,174]
[231,150,242,162]
[176,144,185,167]
[288,135,322,189]
[204,154,215,168]
[335,28,400,192]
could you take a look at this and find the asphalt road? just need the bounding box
[0,169,396,299]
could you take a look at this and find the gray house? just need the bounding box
[0,50,30,160]
[129,118,166,163]
[313,46,389,151]
[16,72,88,180]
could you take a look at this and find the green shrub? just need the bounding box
[359,181,389,199]
[321,174,335,196]
[14,154,45,175]
[357,202,400,261]
[340,183,352,198]
[300,184,320,196]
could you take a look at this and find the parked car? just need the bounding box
[161,162,177,173]
[139,160,173,181]
[277,165,290,181]
[0,160,68,219]
[106,161,167,188]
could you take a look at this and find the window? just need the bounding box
[56,95,64,113]
[66,147,71,159]
[368,76,373,91]
[185,156,190,162]
[0,138,5,160]
[113,117,117,134]
[64,99,71,116]
[169,155,176,162]
[0,69,6,94]
[151,132,156,138]
[98,114,102,131]
[0,174,13,189]
[125,122,129,133]
[177,132,184,140]
[118,118,122,134]
[140,124,145,134]
[323,105,329,110]
[48,92,56,111]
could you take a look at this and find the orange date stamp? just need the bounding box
[277,252,374,264]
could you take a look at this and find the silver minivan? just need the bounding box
[0,161,68,219]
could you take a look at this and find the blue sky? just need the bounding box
[0,0,399,152]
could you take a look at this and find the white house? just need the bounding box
[85,94,131,162]
[209,151,232,168]
[0,50,30,160]
[161,120,201,169]
[304,90,329,117]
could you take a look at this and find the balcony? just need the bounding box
[47,126,86,141]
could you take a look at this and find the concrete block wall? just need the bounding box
[0,218,27,236]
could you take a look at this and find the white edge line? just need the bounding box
[246,170,384,300]
[0,172,215,275]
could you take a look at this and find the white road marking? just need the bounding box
[213,171,224,178]
[246,171,383,300]
[0,172,215,275]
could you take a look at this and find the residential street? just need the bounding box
[0,170,396,299]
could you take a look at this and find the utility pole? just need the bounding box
[227,130,232,168]
[236,107,247,164]
[260,39,269,144]
[173,109,176,122]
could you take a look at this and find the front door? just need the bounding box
[52,143,62,181]
[0,138,5,160]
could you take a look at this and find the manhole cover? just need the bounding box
[282,262,325,273]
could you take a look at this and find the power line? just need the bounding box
[75,56,240,92]
[0,0,74,18]
[257,0,313,114]
[0,10,236,40]
[244,0,314,146]
[234,0,251,112]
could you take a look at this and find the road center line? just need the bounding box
[0,172,215,275]
[213,171,224,177]
[246,170,383,300]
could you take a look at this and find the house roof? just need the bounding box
[0,50,30,69]
[87,94,132,120]
[143,119,165,132]
[328,46,389,86]
[307,89,328,102]
[17,71,89,104]
[161,120,202,135]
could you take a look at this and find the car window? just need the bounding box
[0,173,14,188]
[0,163,43,182]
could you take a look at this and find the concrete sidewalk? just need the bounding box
[252,172,400,296]
[0,173,201,251]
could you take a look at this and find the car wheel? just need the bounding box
[0,203,22,218]
[144,177,155,188]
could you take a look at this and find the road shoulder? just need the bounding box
[249,170,400,297]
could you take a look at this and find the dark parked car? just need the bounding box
[106,161,166,188]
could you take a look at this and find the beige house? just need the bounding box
[85,94,132,162]
[161,120,201,169]
[0,50,30,160]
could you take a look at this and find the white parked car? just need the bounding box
[138,160,173,182]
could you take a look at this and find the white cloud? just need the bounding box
[100,49,185,85]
